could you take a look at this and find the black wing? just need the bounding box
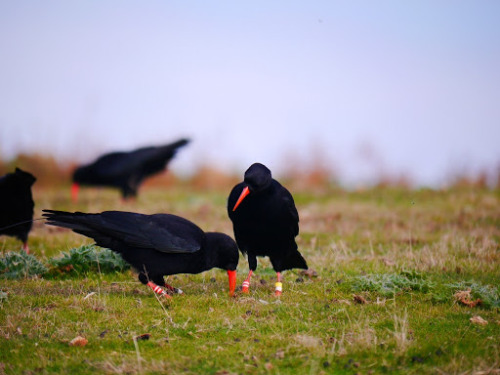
[42,210,203,253]
[131,139,190,176]
[85,152,134,178]
[280,185,299,236]
[75,139,190,180]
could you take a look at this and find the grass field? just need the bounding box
[1,182,499,374]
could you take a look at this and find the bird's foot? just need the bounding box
[242,280,250,294]
[274,282,282,297]
[164,283,183,295]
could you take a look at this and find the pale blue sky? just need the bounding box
[1,1,499,186]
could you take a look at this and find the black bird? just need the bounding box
[227,163,307,296]
[0,168,36,253]
[72,138,190,201]
[42,209,238,297]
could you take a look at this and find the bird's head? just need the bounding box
[232,163,272,211]
[206,232,239,296]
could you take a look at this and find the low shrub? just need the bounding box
[47,245,129,276]
[0,250,47,279]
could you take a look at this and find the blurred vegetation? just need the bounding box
[1,152,499,192]
[0,153,75,188]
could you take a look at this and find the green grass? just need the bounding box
[1,184,499,374]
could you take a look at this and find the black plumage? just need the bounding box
[42,209,238,297]
[0,168,36,252]
[227,163,307,296]
[72,138,190,200]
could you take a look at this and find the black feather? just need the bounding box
[42,209,239,288]
[0,168,36,247]
[72,138,190,198]
[227,163,307,273]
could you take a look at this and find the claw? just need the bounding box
[164,283,183,295]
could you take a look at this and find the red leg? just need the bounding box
[242,270,253,293]
[71,183,79,203]
[22,242,30,254]
[227,270,237,297]
[275,272,282,297]
[147,281,171,299]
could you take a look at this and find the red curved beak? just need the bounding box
[227,270,237,297]
[71,183,79,203]
[232,186,250,211]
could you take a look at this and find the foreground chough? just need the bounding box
[72,138,190,200]
[228,163,307,296]
[0,168,36,252]
[42,209,238,297]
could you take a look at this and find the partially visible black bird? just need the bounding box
[42,209,238,297]
[227,163,307,296]
[0,168,36,253]
[72,138,190,201]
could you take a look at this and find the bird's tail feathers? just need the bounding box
[42,209,92,232]
[161,138,190,152]
[283,249,308,270]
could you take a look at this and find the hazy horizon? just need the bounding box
[1,1,499,187]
